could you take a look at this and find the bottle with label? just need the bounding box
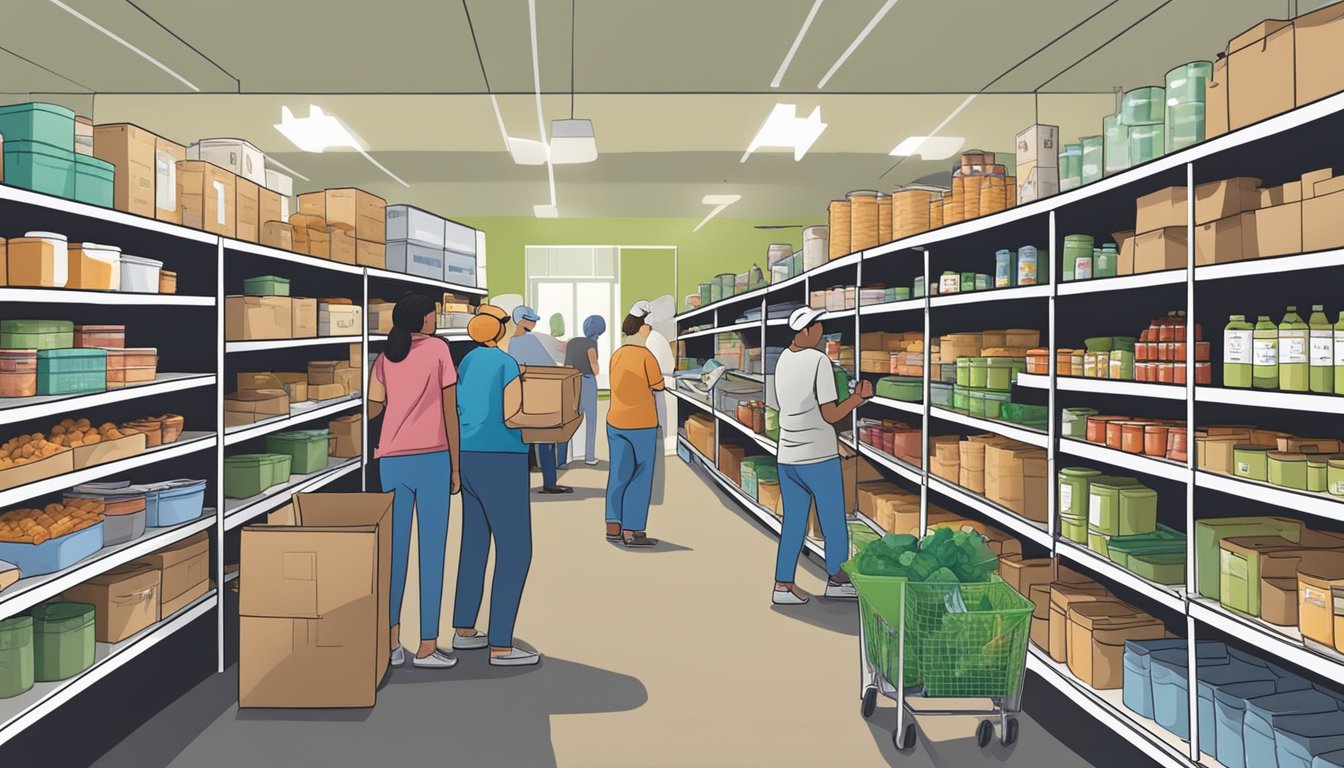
[1309,305,1333,394]
[1336,312,1344,396]
[1224,315,1253,388]
[1280,306,1308,392]
[1253,315,1279,390]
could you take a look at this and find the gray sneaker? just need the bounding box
[412,649,458,669]
[390,646,406,667]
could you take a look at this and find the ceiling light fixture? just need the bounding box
[534,204,559,218]
[694,194,742,232]
[46,0,200,92]
[550,0,598,165]
[816,0,900,89]
[741,104,827,163]
[887,93,975,159]
[771,0,825,89]
[274,105,408,188]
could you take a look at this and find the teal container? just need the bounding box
[952,385,971,413]
[995,250,1016,288]
[1104,114,1129,175]
[31,602,94,682]
[0,102,76,150]
[36,348,106,395]
[0,616,34,699]
[1167,103,1205,152]
[1095,243,1119,278]
[698,283,712,305]
[1128,124,1165,164]
[1063,234,1094,282]
[1080,135,1103,184]
[1061,144,1083,191]
[73,155,114,207]
[3,140,76,198]
[244,275,292,296]
[1000,402,1048,430]
[1121,86,1166,125]
[913,276,925,298]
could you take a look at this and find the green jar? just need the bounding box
[1234,445,1273,482]
[1280,306,1309,392]
[1111,336,1138,353]
[983,390,1011,420]
[1088,530,1112,558]
[1110,350,1135,381]
[1063,234,1094,282]
[952,385,970,413]
[1062,408,1098,439]
[1058,467,1102,524]
[0,616,34,699]
[1088,477,1155,537]
[31,602,94,682]
[960,272,977,292]
[984,357,1019,390]
[968,357,990,388]
[1084,336,1114,353]
[1331,459,1344,497]
[956,357,972,387]
[969,389,988,418]
[1224,315,1254,389]
[1308,455,1336,493]
[1061,518,1089,544]
[1254,315,1279,390]
[931,381,953,408]
[1268,452,1308,490]
[891,287,911,301]
[1104,113,1129,175]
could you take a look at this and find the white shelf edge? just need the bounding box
[670,388,713,413]
[1059,438,1191,483]
[222,457,362,531]
[819,308,857,320]
[858,299,925,316]
[0,432,216,509]
[369,330,469,343]
[1196,471,1344,522]
[0,288,215,307]
[1189,598,1344,682]
[864,396,924,417]
[1057,270,1187,296]
[1195,386,1344,412]
[1016,373,1049,391]
[223,396,362,446]
[225,336,362,353]
[0,374,216,426]
[926,476,1053,549]
[715,411,777,455]
[853,510,885,535]
[1055,540,1185,612]
[928,406,1048,448]
[364,266,487,295]
[221,239,364,275]
[1195,249,1344,282]
[855,444,923,485]
[0,183,218,243]
[928,284,1051,307]
[1056,377,1187,401]
[0,591,217,747]
[0,513,215,619]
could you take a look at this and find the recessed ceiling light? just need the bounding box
[741,104,827,163]
[889,136,965,160]
[694,194,742,232]
[534,204,559,218]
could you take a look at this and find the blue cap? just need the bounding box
[513,305,540,323]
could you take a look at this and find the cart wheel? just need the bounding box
[1002,717,1019,746]
[861,686,878,719]
[976,720,994,749]
[893,722,916,750]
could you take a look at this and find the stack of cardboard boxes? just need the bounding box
[225,346,366,429]
[92,123,186,224]
[928,433,1048,524]
[224,295,362,341]
[289,189,388,268]
[1016,125,1060,204]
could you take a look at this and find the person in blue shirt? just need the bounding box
[508,305,572,494]
[451,304,540,667]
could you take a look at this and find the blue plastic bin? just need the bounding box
[1216,680,1286,768]
[1199,660,1279,758]
[1245,689,1344,768]
[1314,747,1344,767]
[1275,712,1344,768]
[1124,638,1187,718]
[144,479,207,527]
[1152,649,1194,738]
[0,523,102,577]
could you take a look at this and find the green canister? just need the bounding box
[968,390,987,418]
[1224,315,1253,388]
[983,390,1011,420]
[31,602,94,682]
[1095,244,1119,278]
[1063,234,1094,282]
[968,357,989,388]
[1234,444,1273,482]
[1267,452,1308,490]
[0,616,34,699]
[1058,467,1102,526]
[960,272,976,292]
[1330,459,1344,497]
[1081,135,1103,184]
[952,385,970,413]
[1062,407,1099,439]
[1075,250,1094,280]
[984,357,1020,390]
[1104,114,1129,175]
[1110,350,1135,381]
[1254,315,1279,390]
[1062,518,1089,544]
[1122,86,1166,124]
[1088,478,1157,537]
[1307,454,1335,493]
[1309,305,1333,394]
[956,357,971,387]
[913,276,925,298]
[1128,123,1165,164]
[1280,306,1309,392]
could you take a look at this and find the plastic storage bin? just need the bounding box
[224,453,292,499]
[36,348,107,396]
[243,275,291,296]
[1217,677,1313,768]
[1197,659,1279,758]
[265,429,329,474]
[3,140,75,198]
[31,601,94,682]
[387,241,445,280]
[67,244,121,291]
[7,232,69,288]
[64,484,147,546]
[875,376,921,402]
[1000,402,1047,429]
[73,154,115,207]
[0,350,38,398]
[0,616,34,699]
[0,523,102,577]
[0,102,75,148]
[1244,689,1344,768]
[145,478,207,527]
[119,255,163,293]
[445,250,477,287]
[1151,649,1194,738]
[1088,478,1156,537]
[1123,638,1188,718]
[0,319,73,350]
[1274,712,1344,768]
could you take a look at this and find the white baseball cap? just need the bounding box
[788,306,827,331]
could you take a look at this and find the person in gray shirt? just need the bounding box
[565,315,606,465]
[509,305,572,494]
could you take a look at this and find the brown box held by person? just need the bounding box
[506,366,582,430]
[239,492,393,708]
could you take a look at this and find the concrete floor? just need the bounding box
[86,406,1128,768]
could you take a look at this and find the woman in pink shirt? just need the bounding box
[367,293,462,670]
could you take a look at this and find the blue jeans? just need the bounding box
[453,452,533,648]
[606,425,658,531]
[775,458,848,583]
[557,442,568,467]
[380,451,452,639]
[536,444,558,487]
[579,375,599,462]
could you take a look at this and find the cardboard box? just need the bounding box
[324,188,387,242]
[235,177,260,243]
[757,480,781,517]
[1135,186,1188,234]
[61,563,160,643]
[857,482,902,518]
[984,444,1047,522]
[1226,19,1296,130]
[154,136,186,223]
[1253,202,1302,257]
[133,531,209,617]
[332,362,361,394]
[1207,56,1229,140]
[93,123,156,217]
[1015,124,1060,167]
[1196,211,1257,265]
[1066,602,1164,689]
[188,138,264,185]
[237,371,285,392]
[239,492,393,708]
[959,439,987,494]
[999,556,1055,597]
[1295,2,1344,106]
[226,295,293,340]
[718,444,746,484]
[357,239,386,268]
[368,301,394,334]
[1316,176,1344,198]
[1302,168,1335,198]
[298,191,325,218]
[225,389,290,425]
[1133,227,1187,273]
[685,415,714,459]
[291,297,318,339]
[349,343,361,369]
[261,220,292,251]
[506,366,581,429]
[70,431,146,469]
[259,187,282,229]
[328,228,357,265]
[177,160,236,237]
[1195,177,1261,225]
[274,372,308,403]
[1112,230,1136,275]
[329,414,361,457]
[1304,188,1344,252]
[308,228,331,259]
[309,383,346,401]
[1048,584,1113,663]
[1018,165,1060,203]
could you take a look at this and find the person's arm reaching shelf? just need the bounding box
[367,357,386,420]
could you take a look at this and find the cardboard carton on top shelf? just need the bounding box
[1133,227,1187,274]
[1315,176,1344,198]
[1301,168,1334,198]
[1195,177,1261,225]
[154,136,186,224]
[1226,19,1296,130]
[298,191,325,218]
[1017,164,1060,204]
[324,188,387,243]
[259,187,282,227]
[1207,56,1229,140]
[177,160,236,237]
[261,220,292,251]
[92,123,156,217]
[1253,201,1303,257]
[1294,2,1344,106]
[1112,230,1136,276]
[225,295,293,340]
[328,228,357,265]
[238,492,393,709]
[1196,211,1257,266]
[292,297,317,339]
[357,240,386,269]
[1303,184,1344,252]
[236,177,260,243]
[308,228,331,259]
[1015,124,1060,168]
[1135,186,1188,234]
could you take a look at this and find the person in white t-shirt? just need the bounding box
[771,306,872,606]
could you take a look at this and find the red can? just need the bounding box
[1144,424,1170,458]
[1196,361,1212,385]
[1172,340,1187,362]
[1167,427,1188,462]
[1121,422,1146,454]
[1106,420,1126,451]
[1087,415,1128,444]
[1195,341,1211,362]
[1157,363,1175,383]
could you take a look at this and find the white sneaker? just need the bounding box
[489,648,541,667]
[411,649,458,669]
[772,588,809,606]
[452,632,489,650]
[825,581,857,599]
[585,459,599,466]
[390,646,406,667]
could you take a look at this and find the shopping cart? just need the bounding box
[851,570,1033,750]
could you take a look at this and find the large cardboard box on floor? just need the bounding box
[60,563,160,643]
[133,531,210,617]
[1196,211,1257,265]
[92,123,157,217]
[226,295,293,340]
[239,492,393,709]
[1226,19,1297,130]
[1294,2,1344,107]
[1254,202,1303,257]
[177,160,236,237]
[1135,186,1188,234]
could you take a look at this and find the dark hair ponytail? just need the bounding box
[385,293,437,363]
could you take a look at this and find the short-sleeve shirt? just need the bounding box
[607,344,664,430]
[372,336,457,459]
[773,347,840,465]
[508,332,554,366]
[564,337,598,375]
[457,346,527,454]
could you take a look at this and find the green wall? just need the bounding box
[460,216,813,308]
